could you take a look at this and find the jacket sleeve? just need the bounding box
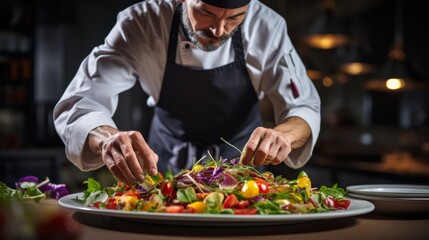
[256,14,321,169]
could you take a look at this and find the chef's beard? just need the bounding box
[181,6,237,52]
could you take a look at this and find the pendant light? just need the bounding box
[339,12,376,76]
[365,0,424,91]
[340,44,376,76]
[301,0,350,49]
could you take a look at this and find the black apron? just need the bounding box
[148,5,262,174]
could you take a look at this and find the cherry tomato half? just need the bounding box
[323,196,350,210]
[254,179,269,194]
[233,208,257,215]
[166,205,184,213]
[338,199,351,209]
[105,197,118,210]
[161,181,173,197]
[223,194,238,208]
[323,196,338,208]
[235,200,250,209]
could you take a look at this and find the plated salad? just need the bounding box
[74,156,350,215]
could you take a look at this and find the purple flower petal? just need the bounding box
[39,183,69,200]
[229,158,240,165]
[18,176,39,183]
[15,176,39,189]
[52,184,69,200]
[38,182,52,193]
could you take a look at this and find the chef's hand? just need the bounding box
[87,125,159,185]
[240,117,311,167]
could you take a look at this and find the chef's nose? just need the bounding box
[210,20,226,37]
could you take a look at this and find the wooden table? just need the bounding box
[72,212,428,240]
[6,200,429,240]
[3,199,427,240]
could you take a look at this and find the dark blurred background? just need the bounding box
[1,0,428,191]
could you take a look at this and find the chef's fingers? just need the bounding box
[130,131,159,176]
[119,133,145,183]
[240,127,263,165]
[271,145,290,165]
[251,140,270,166]
[252,130,279,166]
[243,128,293,167]
[111,143,137,185]
[274,134,293,165]
[264,142,282,165]
[103,150,129,185]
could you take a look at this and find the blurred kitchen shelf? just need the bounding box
[0,16,35,149]
[0,148,66,187]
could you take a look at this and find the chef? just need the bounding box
[53,0,321,185]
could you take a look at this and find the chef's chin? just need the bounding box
[196,38,224,52]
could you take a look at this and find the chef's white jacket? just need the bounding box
[53,0,321,171]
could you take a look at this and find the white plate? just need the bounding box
[58,193,374,226]
[347,184,429,198]
[347,193,429,217]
